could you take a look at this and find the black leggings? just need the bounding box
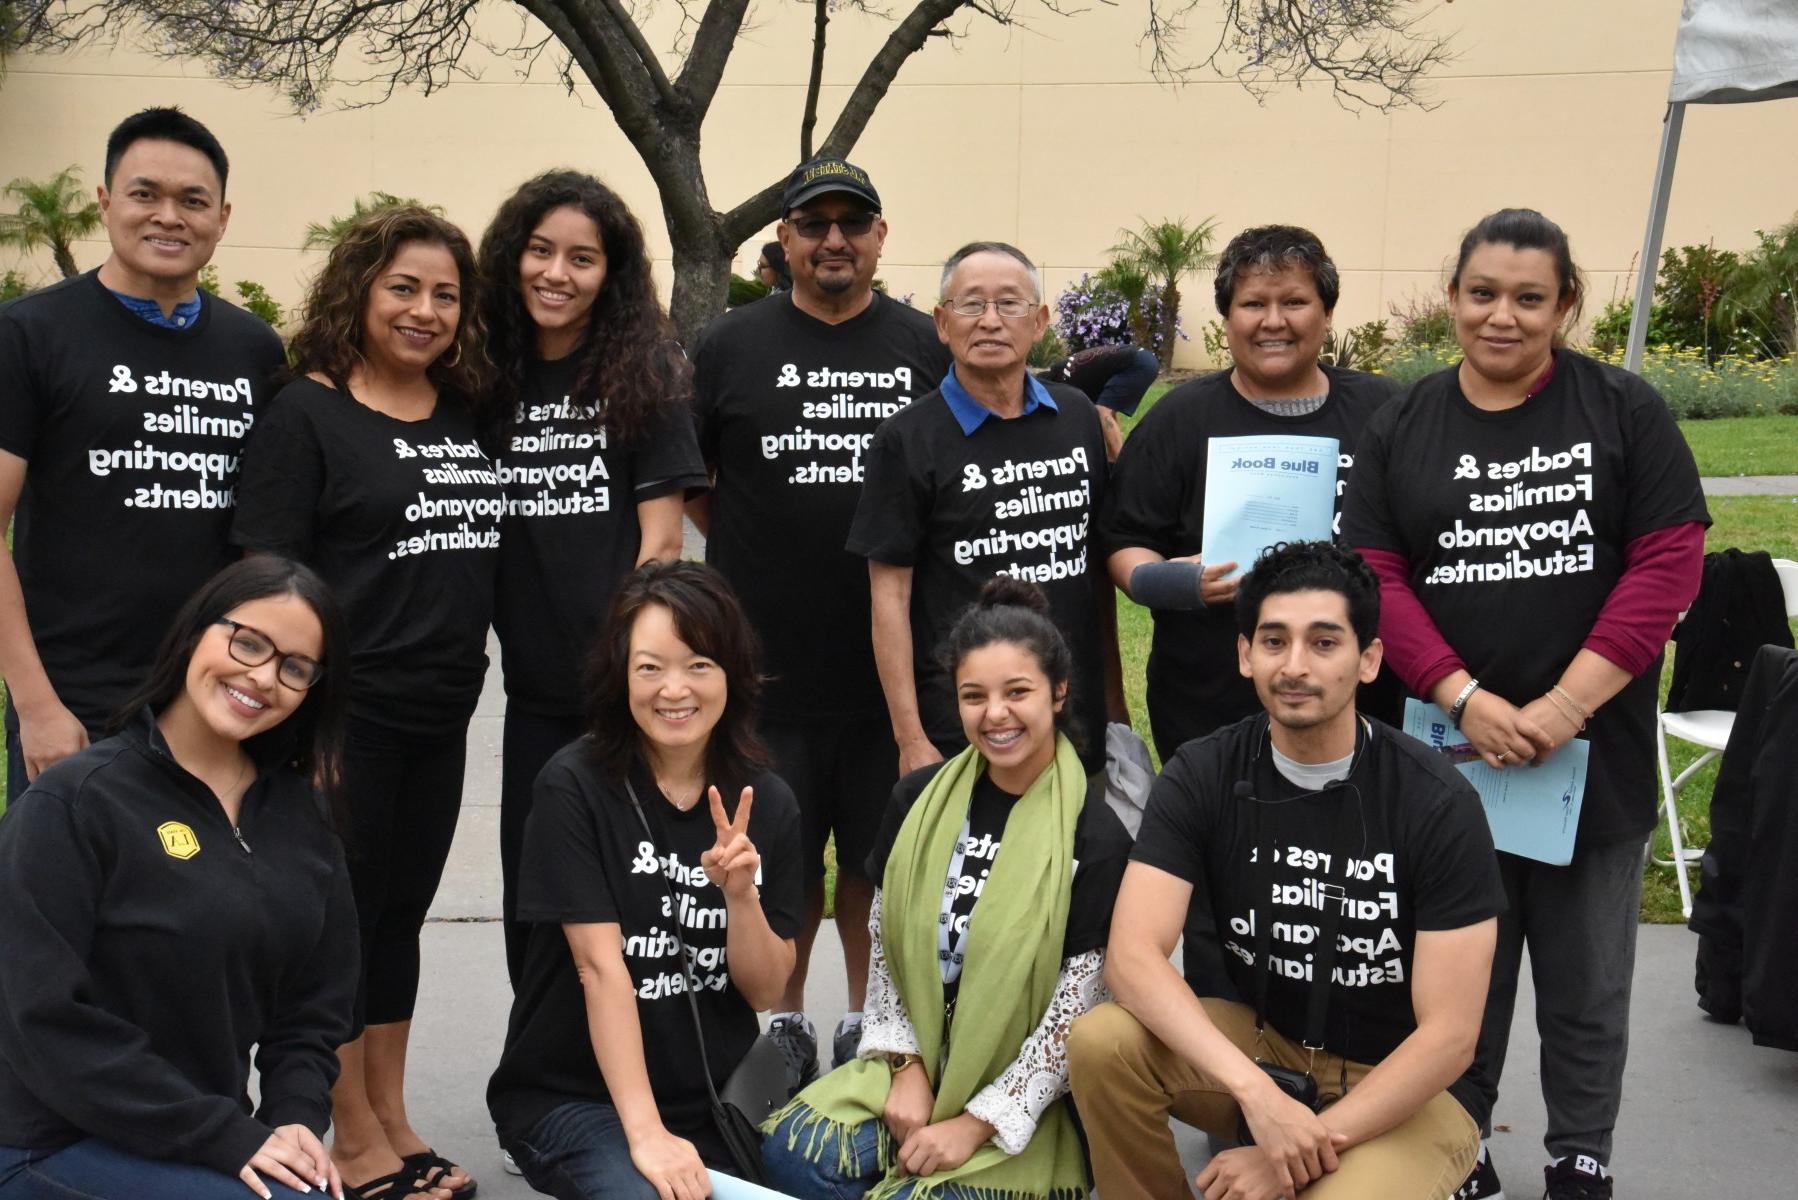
[342,716,470,1026]
[499,708,584,987]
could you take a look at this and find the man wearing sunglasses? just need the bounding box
[691,157,951,1092]
[849,241,1126,781]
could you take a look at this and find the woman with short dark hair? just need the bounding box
[233,206,503,1200]
[488,560,802,1200]
[1343,208,1708,1200]
[1100,223,1400,762]
[0,556,356,1200]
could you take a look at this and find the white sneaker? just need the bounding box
[502,1149,523,1176]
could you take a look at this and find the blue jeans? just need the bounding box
[509,1100,739,1200]
[761,1111,976,1200]
[0,1139,311,1200]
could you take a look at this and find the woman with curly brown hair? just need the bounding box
[476,171,706,989]
[233,206,503,1200]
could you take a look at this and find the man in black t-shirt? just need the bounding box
[0,108,282,803]
[848,241,1123,780]
[690,158,951,1086]
[1068,541,1503,1200]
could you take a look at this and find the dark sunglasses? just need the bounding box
[784,213,879,240]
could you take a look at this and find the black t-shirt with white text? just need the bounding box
[1340,351,1709,846]
[1099,366,1398,744]
[866,764,1132,1008]
[847,384,1109,772]
[231,378,503,736]
[0,273,283,730]
[495,355,707,715]
[693,292,951,719]
[1133,716,1503,1114]
[487,747,803,1142]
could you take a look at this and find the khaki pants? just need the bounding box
[1067,1000,1478,1200]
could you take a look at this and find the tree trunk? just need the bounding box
[668,233,733,349]
[1158,280,1180,368]
[53,240,78,278]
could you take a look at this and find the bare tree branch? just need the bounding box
[1146,0,1453,110]
[799,0,827,159]
[672,0,749,114]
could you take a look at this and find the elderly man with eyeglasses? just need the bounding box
[849,241,1128,787]
[690,157,951,1094]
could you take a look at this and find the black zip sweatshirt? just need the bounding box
[0,708,358,1174]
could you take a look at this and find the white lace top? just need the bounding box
[856,887,1113,1156]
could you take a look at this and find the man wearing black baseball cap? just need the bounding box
[690,157,951,1089]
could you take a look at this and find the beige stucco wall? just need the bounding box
[3,0,1795,366]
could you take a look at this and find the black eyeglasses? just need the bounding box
[784,213,879,240]
[215,619,325,690]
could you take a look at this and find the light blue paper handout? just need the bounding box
[1200,434,1341,577]
[707,1171,803,1199]
[1403,698,1589,866]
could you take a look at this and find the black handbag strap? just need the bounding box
[1246,728,1362,1060]
[624,778,730,1113]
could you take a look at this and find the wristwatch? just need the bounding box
[886,1052,924,1074]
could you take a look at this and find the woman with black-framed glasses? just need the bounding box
[0,555,358,1200]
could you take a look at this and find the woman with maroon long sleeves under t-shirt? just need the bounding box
[1340,209,1707,1200]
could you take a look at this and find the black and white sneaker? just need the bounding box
[768,1013,821,1092]
[501,1150,523,1177]
[1543,1155,1613,1200]
[831,1014,864,1068]
[1453,1144,1505,1199]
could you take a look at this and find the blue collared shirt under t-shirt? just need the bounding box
[939,364,1058,436]
[108,289,203,329]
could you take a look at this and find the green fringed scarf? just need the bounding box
[765,737,1090,1200]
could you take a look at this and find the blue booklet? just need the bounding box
[1201,434,1340,577]
[1402,699,1589,865]
[708,1172,803,1199]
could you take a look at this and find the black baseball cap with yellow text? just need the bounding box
[781,158,882,214]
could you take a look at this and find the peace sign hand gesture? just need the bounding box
[701,785,760,901]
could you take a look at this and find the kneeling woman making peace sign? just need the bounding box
[762,578,1132,1200]
[0,556,356,1200]
[487,560,802,1200]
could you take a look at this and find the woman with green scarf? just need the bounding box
[762,577,1132,1199]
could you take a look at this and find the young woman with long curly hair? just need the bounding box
[475,171,706,988]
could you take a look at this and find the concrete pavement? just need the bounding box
[1699,474,1798,496]
[405,641,1798,1198]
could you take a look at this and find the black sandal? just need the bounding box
[401,1150,478,1199]
[342,1166,439,1200]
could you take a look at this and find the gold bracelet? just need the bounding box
[1545,688,1586,732]
[1551,684,1591,723]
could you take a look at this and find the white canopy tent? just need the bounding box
[1626,0,1798,371]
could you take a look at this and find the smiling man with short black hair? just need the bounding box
[0,106,283,802]
[1069,540,1504,1200]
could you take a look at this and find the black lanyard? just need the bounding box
[1245,722,1365,1065]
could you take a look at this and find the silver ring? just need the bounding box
[1496,751,1508,763]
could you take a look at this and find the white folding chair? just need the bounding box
[1654,557,1798,918]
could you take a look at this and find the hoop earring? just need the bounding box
[442,341,463,369]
